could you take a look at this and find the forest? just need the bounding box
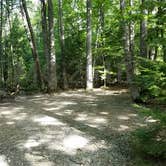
[0,0,165,165]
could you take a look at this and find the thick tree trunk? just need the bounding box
[40,0,49,88]
[121,0,139,100]
[58,0,68,89]
[20,0,43,89]
[48,0,57,92]
[86,0,93,90]
[140,0,148,58]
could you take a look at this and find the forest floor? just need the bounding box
[0,88,159,166]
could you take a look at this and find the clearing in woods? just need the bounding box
[0,89,152,166]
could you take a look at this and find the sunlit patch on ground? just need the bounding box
[63,135,89,153]
[24,139,40,149]
[117,115,130,120]
[25,153,55,166]
[33,115,65,126]
[145,116,159,123]
[118,125,129,131]
[0,155,8,166]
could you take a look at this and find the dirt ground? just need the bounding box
[0,88,149,166]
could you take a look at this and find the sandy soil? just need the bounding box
[0,89,148,166]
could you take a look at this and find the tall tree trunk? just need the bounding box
[86,0,93,90]
[140,0,148,58]
[121,0,138,100]
[6,0,14,88]
[48,0,57,92]
[58,0,68,89]
[161,30,166,62]
[158,0,166,62]
[0,0,3,87]
[40,0,49,88]
[20,0,43,89]
[120,0,132,83]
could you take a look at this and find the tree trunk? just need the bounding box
[58,0,68,89]
[86,0,93,90]
[140,0,148,58]
[48,0,57,92]
[121,0,139,100]
[40,0,49,88]
[0,0,3,86]
[6,0,15,88]
[20,0,43,89]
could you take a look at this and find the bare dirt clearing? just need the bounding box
[0,89,148,166]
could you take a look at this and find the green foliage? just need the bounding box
[132,106,166,160]
[134,58,166,103]
[133,124,166,159]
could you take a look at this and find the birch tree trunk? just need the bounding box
[48,0,57,92]
[86,0,93,90]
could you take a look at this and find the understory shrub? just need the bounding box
[134,58,166,103]
[132,107,166,160]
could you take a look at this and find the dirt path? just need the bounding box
[0,89,147,166]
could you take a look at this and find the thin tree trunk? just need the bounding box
[6,0,14,88]
[58,0,68,89]
[140,0,148,58]
[48,0,57,92]
[20,0,43,89]
[0,0,3,86]
[161,29,166,62]
[86,0,93,90]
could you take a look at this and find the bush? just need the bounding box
[134,58,166,103]
[132,107,166,160]
[133,124,166,159]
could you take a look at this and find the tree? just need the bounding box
[140,0,148,58]
[47,0,57,92]
[86,0,93,90]
[0,0,3,87]
[20,0,43,89]
[58,0,68,89]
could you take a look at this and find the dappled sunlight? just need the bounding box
[33,115,65,126]
[0,155,9,166]
[0,89,149,165]
[75,113,88,121]
[117,115,130,120]
[93,117,107,124]
[118,125,129,131]
[0,106,23,115]
[145,116,159,123]
[75,114,108,129]
[136,123,147,127]
[6,121,15,125]
[24,139,40,149]
[94,88,128,96]
[128,113,138,117]
[63,109,74,115]
[12,113,27,121]
[63,135,89,151]
[25,153,55,166]
[44,106,63,111]
[100,112,109,115]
